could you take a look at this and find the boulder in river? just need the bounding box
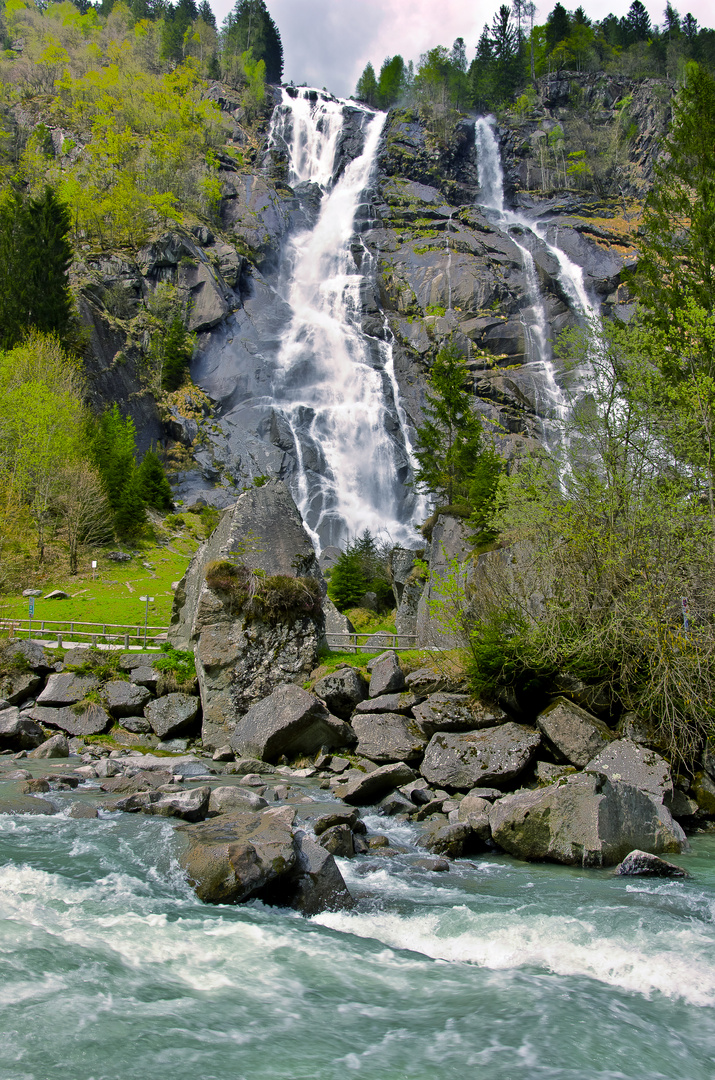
[413,693,508,734]
[420,723,541,790]
[336,761,416,806]
[313,667,368,719]
[230,683,354,762]
[489,771,687,867]
[0,707,44,751]
[536,697,612,768]
[585,739,672,802]
[352,711,428,764]
[27,733,69,758]
[615,850,689,877]
[144,693,201,739]
[0,795,57,815]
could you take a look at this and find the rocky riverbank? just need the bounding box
[1,631,708,913]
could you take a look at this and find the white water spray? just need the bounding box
[266,90,420,550]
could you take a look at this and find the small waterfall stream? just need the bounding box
[474,117,598,439]
[264,90,419,551]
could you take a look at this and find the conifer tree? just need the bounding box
[91,405,147,537]
[161,315,194,391]
[138,448,173,510]
[355,62,379,107]
[327,551,367,612]
[222,0,283,83]
[413,344,502,535]
[0,187,74,350]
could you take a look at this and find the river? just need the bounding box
[2,802,714,1079]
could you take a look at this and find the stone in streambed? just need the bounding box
[178,810,298,904]
[489,772,687,867]
[367,652,405,697]
[0,707,44,751]
[420,723,541,790]
[536,697,612,768]
[115,785,210,821]
[28,733,69,758]
[0,795,57,815]
[144,693,201,739]
[352,712,428,764]
[336,762,416,806]
[317,823,355,857]
[230,684,354,762]
[615,850,689,878]
[208,786,268,814]
[68,802,99,819]
[313,667,368,719]
[105,680,152,719]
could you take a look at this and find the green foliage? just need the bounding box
[160,315,194,391]
[91,404,147,538]
[327,552,367,613]
[204,558,323,622]
[137,448,173,511]
[355,61,378,107]
[0,186,74,350]
[221,0,282,84]
[154,641,196,683]
[634,65,715,333]
[413,343,502,540]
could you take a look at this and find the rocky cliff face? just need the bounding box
[79,74,671,519]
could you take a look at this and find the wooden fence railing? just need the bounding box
[0,618,169,649]
[324,631,417,653]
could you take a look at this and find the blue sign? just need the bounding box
[28,597,35,617]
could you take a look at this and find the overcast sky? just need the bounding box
[210,0,715,98]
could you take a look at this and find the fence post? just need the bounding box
[57,633,62,648]
[124,633,129,649]
[92,635,97,646]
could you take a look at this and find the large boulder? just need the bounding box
[36,673,99,707]
[367,652,405,697]
[0,640,53,674]
[104,680,153,718]
[28,703,111,737]
[208,786,268,813]
[116,786,210,822]
[27,732,69,758]
[230,684,354,762]
[0,707,45,750]
[353,691,423,716]
[179,810,297,904]
[144,693,201,739]
[169,481,325,749]
[313,667,368,719]
[615,850,689,877]
[490,772,687,867]
[336,762,416,806]
[178,806,353,912]
[420,723,541,790]
[536,697,613,767]
[0,671,42,706]
[585,739,672,802]
[0,795,57,815]
[351,712,428,764]
[412,693,508,734]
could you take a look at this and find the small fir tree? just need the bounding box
[138,448,173,510]
[161,316,194,391]
[327,552,367,612]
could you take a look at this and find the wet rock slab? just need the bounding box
[230,683,354,762]
[352,712,428,764]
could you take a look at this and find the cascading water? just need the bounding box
[264,90,419,550]
[474,117,598,439]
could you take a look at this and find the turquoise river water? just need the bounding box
[2,805,715,1080]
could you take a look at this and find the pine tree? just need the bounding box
[377,56,405,108]
[327,552,367,612]
[91,405,147,537]
[222,0,283,83]
[355,62,379,106]
[161,315,193,391]
[0,186,74,350]
[138,448,173,510]
[413,343,502,526]
[634,65,715,341]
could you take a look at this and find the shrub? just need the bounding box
[204,560,323,623]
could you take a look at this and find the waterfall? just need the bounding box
[265,90,419,551]
[474,117,598,436]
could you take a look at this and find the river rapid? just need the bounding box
[2,800,715,1080]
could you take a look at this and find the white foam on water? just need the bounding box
[312,904,715,1006]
